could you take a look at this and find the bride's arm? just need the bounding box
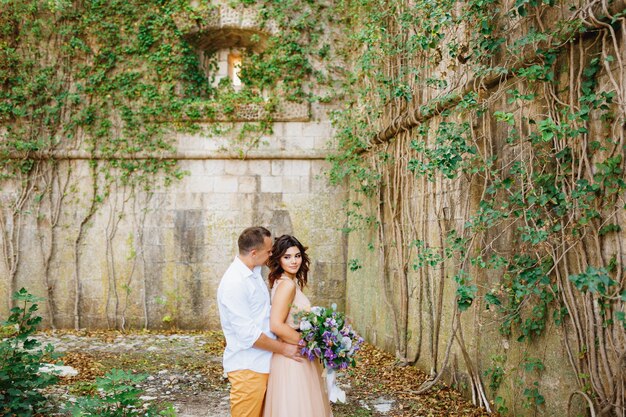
[270,280,302,345]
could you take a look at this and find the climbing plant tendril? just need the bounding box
[1,0,625,413]
[0,0,337,330]
[1,0,204,328]
[328,0,626,414]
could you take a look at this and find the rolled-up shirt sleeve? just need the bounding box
[219,281,263,350]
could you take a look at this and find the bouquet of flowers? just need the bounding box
[294,303,364,403]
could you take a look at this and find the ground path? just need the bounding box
[35,331,493,417]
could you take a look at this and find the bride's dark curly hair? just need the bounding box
[267,235,310,290]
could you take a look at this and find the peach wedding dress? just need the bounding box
[263,278,333,417]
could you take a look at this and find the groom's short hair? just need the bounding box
[238,226,271,254]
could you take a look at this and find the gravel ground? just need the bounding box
[33,331,493,417]
[34,332,230,416]
[34,331,388,417]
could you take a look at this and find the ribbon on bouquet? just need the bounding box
[324,368,346,403]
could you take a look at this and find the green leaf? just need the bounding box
[569,266,616,295]
[485,292,501,306]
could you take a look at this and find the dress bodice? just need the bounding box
[264,277,333,417]
[271,277,311,329]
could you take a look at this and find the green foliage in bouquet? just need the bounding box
[295,304,364,370]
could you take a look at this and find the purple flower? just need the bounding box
[291,304,363,372]
[322,331,334,345]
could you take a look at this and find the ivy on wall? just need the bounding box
[0,0,337,329]
[1,0,203,329]
[327,0,626,414]
[2,0,625,413]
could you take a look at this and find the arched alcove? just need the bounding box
[187,27,268,90]
[187,27,268,54]
[173,3,309,121]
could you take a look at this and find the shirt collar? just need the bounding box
[233,256,262,279]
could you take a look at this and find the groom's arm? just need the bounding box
[254,333,303,362]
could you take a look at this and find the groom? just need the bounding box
[217,226,302,417]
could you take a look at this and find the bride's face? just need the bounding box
[280,246,302,277]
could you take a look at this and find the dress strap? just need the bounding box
[272,276,295,292]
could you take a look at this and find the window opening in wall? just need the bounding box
[228,52,243,87]
[185,27,308,121]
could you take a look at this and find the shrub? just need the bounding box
[0,288,60,416]
[67,369,176,417]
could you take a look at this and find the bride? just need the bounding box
[263,234,333,417]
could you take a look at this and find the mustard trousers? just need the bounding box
[227,369,269,417]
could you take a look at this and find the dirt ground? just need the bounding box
[35,330,494,417]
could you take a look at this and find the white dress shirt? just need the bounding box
[217,256,274,374]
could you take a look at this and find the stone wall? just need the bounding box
[345,181,583,415]
[0,120,347,331]
[343,0,626,415]
[0,0,347,331]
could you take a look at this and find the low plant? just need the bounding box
[0,288,60,416]
[67,369,175,416]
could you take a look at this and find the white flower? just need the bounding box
[300,320,312,331]
[311,306,323,316]
[341,336,352,350]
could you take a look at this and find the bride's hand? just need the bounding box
[281,341,304,362]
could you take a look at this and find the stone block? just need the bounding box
[216,49,229,60]
[213,176,238,193]
[311,175,335,193]
[240,12,258,28]
[271,123,285,137]
[283,122,304,138]
[173,192,208,210]
[248,160,271,175]
[282,176,305,193]
[224,160,246,176]
[201,138,222,151]
[302,121,331,137]
[315,135,332,149]
[202,160,226,175]
[292,135,316,150]
[275,101,309,121]
[206,192,242,210]
[184,176,215,193]
[217,60,228,75]
[273,136,287,150]
[261,176,282,193]
[238,176,258,193]
[283,160,311,176]
[183,160,207,177]
[271,160,284,175]
[176,133,202,150]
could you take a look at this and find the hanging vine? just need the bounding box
[2,0,624,412]
[330,0,626,414]
[0,0,203,327]
[0,0,342,329]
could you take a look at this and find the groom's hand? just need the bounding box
[281,342,304,362]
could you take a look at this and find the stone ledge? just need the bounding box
[5,149,329,160]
